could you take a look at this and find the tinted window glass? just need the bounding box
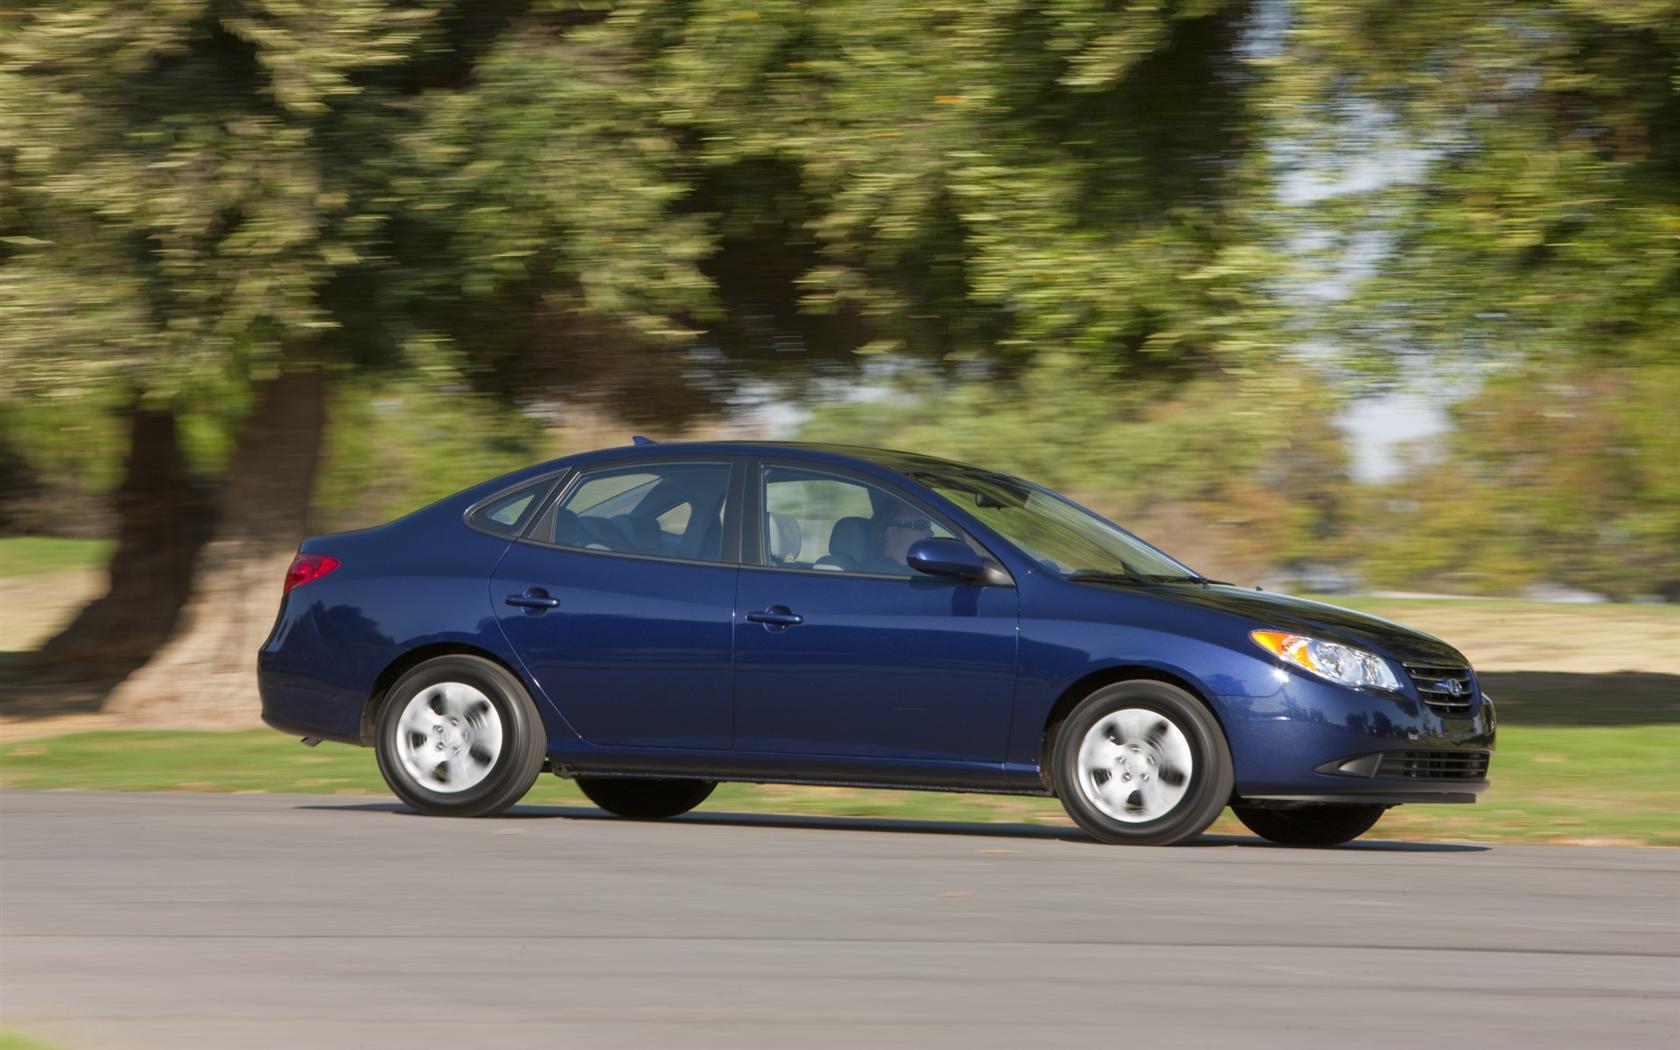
[546,462,733,563]
[762,466,953,576]
[467,478,553,537]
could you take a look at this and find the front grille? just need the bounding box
[1376,749,1490,781]
[1403,660,1476,713]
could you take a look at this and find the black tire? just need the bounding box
[1051,680,1233,846]
[374,655,546,817]
[575,777,716,820]
[1232,803,1387,847]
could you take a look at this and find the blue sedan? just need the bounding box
[260,441,1495,846]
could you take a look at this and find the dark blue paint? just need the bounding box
[258,441,1494,803]
[733,567,1019,761]
[492,540,737,751]
[903,537,987,580]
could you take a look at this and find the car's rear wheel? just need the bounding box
[375,655,546,817]
[1051,680,1233,846]
[1232,803,1387,847]
[576,777,716,820]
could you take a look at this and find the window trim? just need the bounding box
[462,471,570,539]
[514,455,746,568]
[744,457,1014,585]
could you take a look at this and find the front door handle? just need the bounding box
[746,605,803,628]
[505,589,561,611]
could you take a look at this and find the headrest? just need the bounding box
[767,511,802,563]
[827,516,874,563]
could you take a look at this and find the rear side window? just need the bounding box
[541,462,733,563]
[466,477,555,537]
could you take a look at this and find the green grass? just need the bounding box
[1378,726,1680,846]
[4,726,1676,845]
[0,537,110,577]
[0,1030,64,1050]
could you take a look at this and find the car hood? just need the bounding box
[1151,583,1469,666]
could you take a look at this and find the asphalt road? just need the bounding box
[2,792,1677,1050]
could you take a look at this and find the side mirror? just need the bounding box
[906,538,986,581]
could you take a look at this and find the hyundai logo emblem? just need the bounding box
[1434,678,1464,697]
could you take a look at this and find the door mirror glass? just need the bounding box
[905,538,985,580]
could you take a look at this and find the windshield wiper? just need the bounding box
[1067,570,1230,588]
[1065,570,1154,586]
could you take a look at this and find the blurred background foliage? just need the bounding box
[1,0,1676,654]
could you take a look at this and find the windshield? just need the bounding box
[913,468,1199,581]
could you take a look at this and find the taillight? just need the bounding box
[283,553,341,595]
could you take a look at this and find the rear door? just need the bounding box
[492,457,743,750]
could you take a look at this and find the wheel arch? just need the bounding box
[361,643,531,746]
[1037,664,1228,790]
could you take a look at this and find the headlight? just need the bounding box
[1250,630,1402,691]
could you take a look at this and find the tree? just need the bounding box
[1273,1,1680,595]
[417,0,1273,394]
[2,0,1283,720]
[1354,362,1680,598]
[1,2,436,714]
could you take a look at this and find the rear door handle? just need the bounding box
[746,605,803,628]
[505,589,561,611]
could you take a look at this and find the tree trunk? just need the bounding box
[27,404,213,684]
[103,355,330,728]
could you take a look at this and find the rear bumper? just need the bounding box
[257,637,367,746]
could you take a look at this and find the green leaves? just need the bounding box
[0,0,431,401]
[3,0,1673,596]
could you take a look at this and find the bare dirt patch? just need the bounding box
[1,568,104,651]
[1344,598,1680,675]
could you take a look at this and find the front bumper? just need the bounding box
[1216,668,1496,805]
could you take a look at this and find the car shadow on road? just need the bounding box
[294,801,1490,852]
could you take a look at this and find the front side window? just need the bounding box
[542,462,733,563]
[761,466,955,576]
[914,468,1195,580]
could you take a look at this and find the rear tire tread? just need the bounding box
[576,777,717,820]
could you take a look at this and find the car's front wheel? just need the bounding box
[375,655,546,817]
[1051,680,1234,846]
[1231,803,1387,847]
[575,777,717,820]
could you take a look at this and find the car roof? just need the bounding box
[549,440,989,477]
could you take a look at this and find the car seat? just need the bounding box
[767,512,802,565]
[815,516,875,572]
[613,513,665,556]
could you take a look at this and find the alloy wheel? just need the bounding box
[1075,707,1195,822]
[394,682,504,794]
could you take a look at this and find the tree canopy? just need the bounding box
[2,0,1677,657]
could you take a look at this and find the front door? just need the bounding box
[492,458,741,750]
[732,462,1019,762]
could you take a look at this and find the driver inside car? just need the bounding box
[876,500,935,571]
